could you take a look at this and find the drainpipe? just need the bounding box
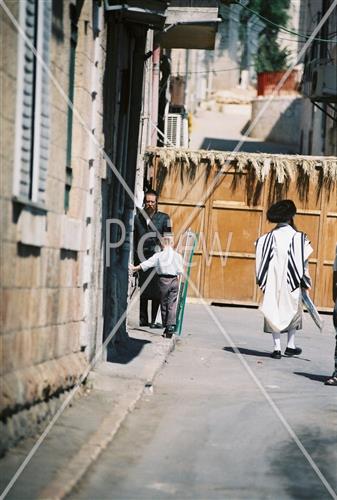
[146,32,154,149]
[184,49,189,111]
[151,44,161,145]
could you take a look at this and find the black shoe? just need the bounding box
[139,321,149,327]
[271,350,282,359]
[324,376,337,386]
[162,331,173,338]
[284,347,302,356]
[149,322,163,329]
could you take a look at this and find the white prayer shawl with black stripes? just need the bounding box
[255,225,313,332]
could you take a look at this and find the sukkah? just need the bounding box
[144,147,337,205]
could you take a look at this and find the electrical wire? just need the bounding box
[222,4,336,44]
[220,9,306,50]
[237,2,337,42]
[222,10,308,44]
[171,64,255,76]
[170,43,303,77]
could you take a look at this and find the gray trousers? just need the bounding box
[333,299,337,377]
[158,276,179,327]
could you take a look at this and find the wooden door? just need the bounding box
[153,156,336,311]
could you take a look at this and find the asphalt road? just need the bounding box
[71,304,337,500]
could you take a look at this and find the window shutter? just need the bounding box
[35,0,52,204]
[19,0,36,199]
[166,113,182,146]
[14,0,51,203]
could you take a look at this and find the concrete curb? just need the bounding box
[38,335,176,499]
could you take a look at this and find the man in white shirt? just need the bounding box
[131,234,183,338]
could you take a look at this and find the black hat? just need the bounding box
[267,199,297,223]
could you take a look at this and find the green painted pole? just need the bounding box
[176,231,198,336]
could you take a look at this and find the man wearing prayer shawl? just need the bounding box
[255,200,313,359]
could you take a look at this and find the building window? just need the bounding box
[13,0,52,205]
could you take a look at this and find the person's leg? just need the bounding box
[287,328,296,349]
[272,332,281,351]
[165,278,179,333]
[271,332,281,358]
[158,278,169,329]
[139,296,149,326]
[151,300,160,325]
[264,320,281,358]
[325,300,337,385]
[284,328,302,356]
[331,333,337,379]
[333,300,337,377]
[325,334,337,385]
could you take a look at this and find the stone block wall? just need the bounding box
[250,96,303,149]
[0,0,106,453]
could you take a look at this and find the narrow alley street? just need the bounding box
[1,1,336,498]
[70,305,337,500]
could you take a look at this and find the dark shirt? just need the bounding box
[133,209,172,264]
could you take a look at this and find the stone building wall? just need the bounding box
[0,0,106,453]
[250,96,303,150]
[297,0,337,156]
[211,4,241,92]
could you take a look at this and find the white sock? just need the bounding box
[287,329,296,349]
[272,332,281,351]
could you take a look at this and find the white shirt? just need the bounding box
[140,247,184,276]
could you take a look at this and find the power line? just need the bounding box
[222,6,305,44]
[223,4,336,44]
[222,9,309,44]
[221,8,307,49]
[237,2,337,42]
[172,64,255,76]
[171,43,302,77]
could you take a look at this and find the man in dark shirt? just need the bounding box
[133,189,171,327]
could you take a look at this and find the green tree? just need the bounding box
[241,0,291,72]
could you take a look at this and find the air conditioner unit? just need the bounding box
[164,113,189,147]
[309,64,337,102]
[310,64,337,102]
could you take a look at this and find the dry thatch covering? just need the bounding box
[144,147,337,205]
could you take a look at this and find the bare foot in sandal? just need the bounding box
[324,376,337,386]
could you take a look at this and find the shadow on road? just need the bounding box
[223,346,271,358]
[293,371,329,383]
[107,336,152,364]
[270,427,336,498]
[200,137,296,154]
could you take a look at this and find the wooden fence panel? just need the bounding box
[149,150,336,311]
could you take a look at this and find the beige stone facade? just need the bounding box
[1,0,221,454]
[0,0,106,451]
